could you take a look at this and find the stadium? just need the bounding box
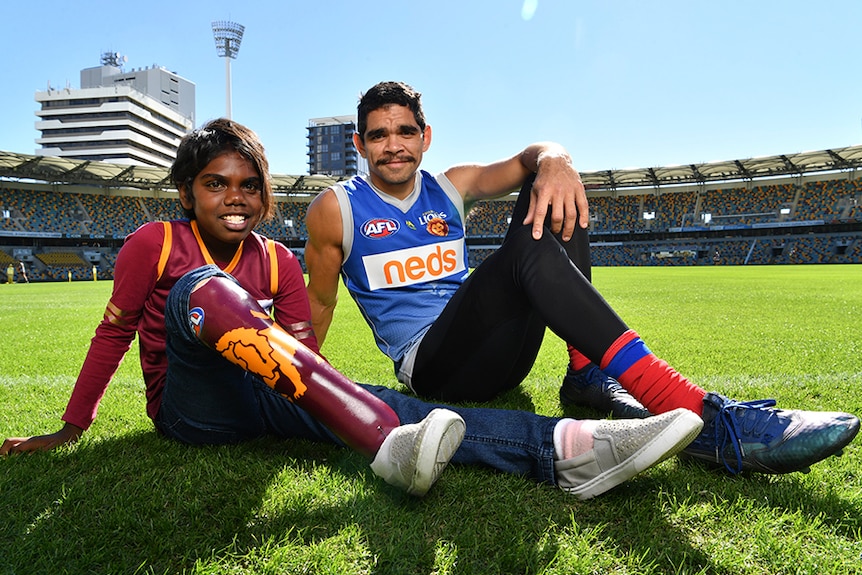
[1,143,861,281]
[3,138,861,574]
[8,1,862,570]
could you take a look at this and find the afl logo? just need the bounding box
[362,218,400,239]
[188,307,205,337]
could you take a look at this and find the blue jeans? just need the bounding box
[155,265,561,485]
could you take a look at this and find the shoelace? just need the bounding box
[714,398,777,474]
[715,399,776,475]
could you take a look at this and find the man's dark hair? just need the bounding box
[169,118,274,221]
[356,81,426,141]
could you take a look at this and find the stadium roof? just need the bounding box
[0,151,348,194]
[582,145,862,190]
[2,145,862,193]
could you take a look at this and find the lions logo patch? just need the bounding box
[426,217,449,237]
[361,218,400,239]
[188,307,205,337]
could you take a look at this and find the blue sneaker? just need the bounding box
[682,392,860,474]
[560,366,652,419]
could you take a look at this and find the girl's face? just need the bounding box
[179,151,264,261]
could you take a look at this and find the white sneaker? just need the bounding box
[555,408,703,500]
[370,408,466,496]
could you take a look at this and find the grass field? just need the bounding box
[1,265,861,574]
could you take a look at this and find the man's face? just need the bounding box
[354,104,431,198]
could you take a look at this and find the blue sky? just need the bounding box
[3,0,862,176]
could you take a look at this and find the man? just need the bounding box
[17,261,29,283]
[305,81,858,475]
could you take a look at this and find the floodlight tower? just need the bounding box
[211,20,245,119]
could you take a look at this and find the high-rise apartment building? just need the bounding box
[306,115,366,176]
[34,52,195,167]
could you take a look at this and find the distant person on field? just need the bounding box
[6,263,12,284]
[1,118,705,501]
[18,261,29,283]
[304,80,859,475]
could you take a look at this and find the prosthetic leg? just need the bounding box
[184,272,465,495]
[187,274,399,457]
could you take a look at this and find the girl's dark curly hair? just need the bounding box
[169,118,274,221]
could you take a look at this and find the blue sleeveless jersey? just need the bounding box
[333,171,469,364]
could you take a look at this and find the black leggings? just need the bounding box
[504,174,592,282]
[410,177,628,402]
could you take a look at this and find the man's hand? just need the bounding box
[523,152,588,242]
[1,422,83,455]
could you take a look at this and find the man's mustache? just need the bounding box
[376,155,416,166]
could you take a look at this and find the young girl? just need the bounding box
[1,119,702,500]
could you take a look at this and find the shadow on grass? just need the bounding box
[2,422,860,574]
[573,456,862,573]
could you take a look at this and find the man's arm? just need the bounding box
[305,189,345,347]
[444,142,588,241]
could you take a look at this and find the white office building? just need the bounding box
[34,53,195,167]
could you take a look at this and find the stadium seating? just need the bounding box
[2,171,861,281]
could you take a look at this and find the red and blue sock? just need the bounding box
[599,330,706,416]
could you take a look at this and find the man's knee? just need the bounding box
[500,225,564,265]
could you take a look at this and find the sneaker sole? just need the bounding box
[567,409,704,500]
[408,409,466,496]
